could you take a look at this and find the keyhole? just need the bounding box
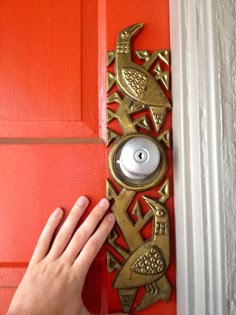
[134,149,148,162]
[138,152,143,160]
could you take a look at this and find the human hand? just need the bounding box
[7,196,125,315]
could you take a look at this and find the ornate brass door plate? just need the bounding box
[106,23,172,313]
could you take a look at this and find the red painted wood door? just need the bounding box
[0,1,176,315]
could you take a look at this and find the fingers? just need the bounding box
[73,212,115,281]
[62,198,111,263]
[30,196,113,271]
[47,196,89,260]
[29,208,64,265]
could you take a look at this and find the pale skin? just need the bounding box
[7,196,126,315]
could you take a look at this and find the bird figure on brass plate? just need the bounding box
[113,197,171,311]
[115,23,171,132]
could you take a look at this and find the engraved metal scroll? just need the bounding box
[106,23,172,313]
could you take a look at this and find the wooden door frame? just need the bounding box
[170,1,227,314]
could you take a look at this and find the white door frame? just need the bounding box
[170,1,227,314]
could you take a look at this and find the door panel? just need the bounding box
[0,1,176,314]
[0,0,98,138]
[0,144,106,262]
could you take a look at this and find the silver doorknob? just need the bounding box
[118,137,161,180]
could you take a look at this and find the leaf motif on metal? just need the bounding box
[106,23,172,313]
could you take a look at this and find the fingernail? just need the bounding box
[99,198,109,208]
[107,213,115,223]
[53,208,62,217]
[77,196,89,207]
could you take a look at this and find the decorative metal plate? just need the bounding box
[106,23,172,313]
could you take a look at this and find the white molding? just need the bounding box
[170,1,227,315]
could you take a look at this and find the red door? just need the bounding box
[0,1,175,314]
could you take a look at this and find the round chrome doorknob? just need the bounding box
[119,137,161,180]
[109,134,167,191]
